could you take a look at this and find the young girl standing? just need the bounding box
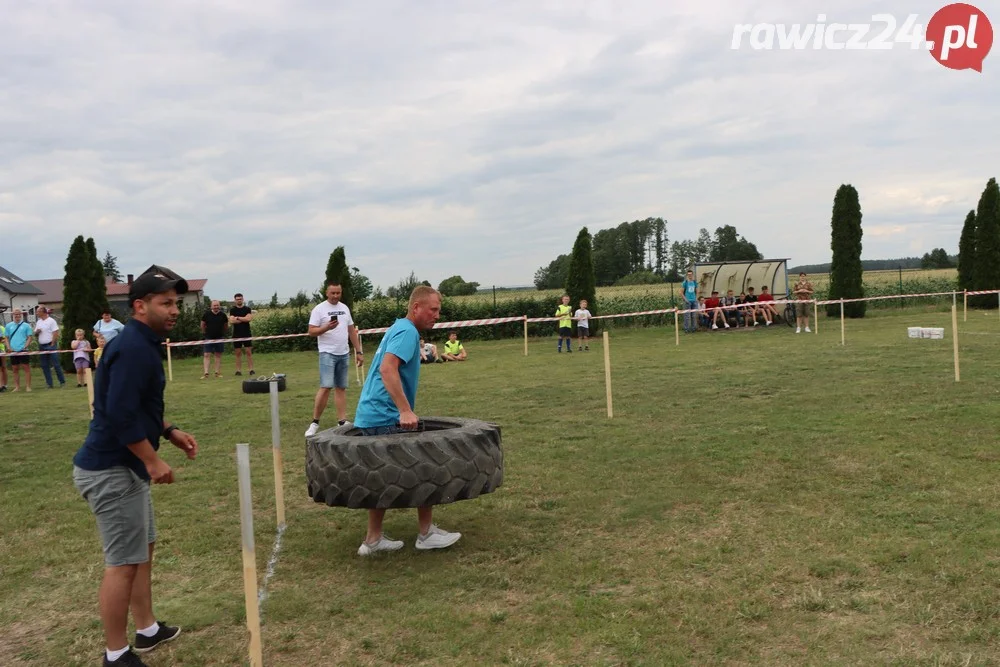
[70,329,92,387]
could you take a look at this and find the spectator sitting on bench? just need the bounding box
[696,296,709,329]
[704,291,729,330]
[722,290,743,328]
[442,331,467,361]
[743,287,759,326]
[420,338,441,364]
[757,286,777,326]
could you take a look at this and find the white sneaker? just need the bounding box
[805,327,812,333]
[415,525,462,551]
[724,323,730,329]
[711,324,718,330]
[796,327,801,334]
[358,535,404,556]
[304,422,319,437]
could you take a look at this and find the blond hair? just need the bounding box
[408,285,440,311]
[74,328,85,336]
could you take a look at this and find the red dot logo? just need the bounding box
[927,3,993,71]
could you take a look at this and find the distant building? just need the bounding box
[25,265,208,320]
[0,265,43,324]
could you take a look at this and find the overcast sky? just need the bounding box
[1,0,995,302]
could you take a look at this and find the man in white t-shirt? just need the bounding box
[305,282,363,437]
[574,299,592,351]
[34,307,66,388]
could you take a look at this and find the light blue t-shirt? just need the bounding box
[4,320,33,351]
[94,318,125,343]
[682,279,698,304]
[354,318,421,428]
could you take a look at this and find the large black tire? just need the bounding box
[242,376,286,394]
[305,417,503,509]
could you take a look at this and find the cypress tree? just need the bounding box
[826,184,866,318]
[971,178,1000,308]
[86,238,109,314]
[60,237,99,355]
[324,246,354,309]
[957,209,977,292]
[565,227,597,327]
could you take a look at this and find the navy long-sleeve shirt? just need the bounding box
[73,319,165,480]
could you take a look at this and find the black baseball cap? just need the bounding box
[128,266,189,303]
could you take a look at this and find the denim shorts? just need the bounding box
[319,352,349,389]
[359,424,403,436]
[73,466,156,566]
[204,342,224,354]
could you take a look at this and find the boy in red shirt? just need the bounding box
[757,286,777,325]
[704,291,729,330]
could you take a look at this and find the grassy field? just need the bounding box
[3,304,1000,666]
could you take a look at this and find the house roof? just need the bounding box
[106,278,207,297]
[0,266,43,295]
[26,278,65,303]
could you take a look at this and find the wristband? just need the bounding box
[163,425,178,439]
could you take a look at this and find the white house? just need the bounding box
[0,265,43,325]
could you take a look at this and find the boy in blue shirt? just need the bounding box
[681,270,699,333]
[351,286,462,556]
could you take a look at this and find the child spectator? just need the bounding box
[723,290,743,327]
[757,286,776,325]
[442,332,467,361]
[574,299,592,351]
[70,329,92,387]
[420,338,440,364]
[697,296,709,329]
[555,295,573,352]
[705,291,729,330]
[743,287,759,326]
[93,333,106,368]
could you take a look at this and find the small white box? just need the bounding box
[908,327,921,338]
[923,327,944,339]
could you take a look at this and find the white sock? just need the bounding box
[137,621,160,637]
[106,646,130,661]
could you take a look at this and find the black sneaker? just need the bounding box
[249,370,256,376]
[134,621,181,653]
[235,371,242,376]
[103,649,149,666]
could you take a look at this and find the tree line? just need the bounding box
[533,219,765,289]
[958,177,1000,307]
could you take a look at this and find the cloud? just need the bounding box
[0,0,996,301]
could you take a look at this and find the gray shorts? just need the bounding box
[73,465,156,566]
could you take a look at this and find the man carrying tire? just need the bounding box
[352,285,461,555]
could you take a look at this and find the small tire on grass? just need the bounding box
[305,416,503,509]
[242,376,287,394]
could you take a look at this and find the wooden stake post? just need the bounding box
[964,290,968,322]
[85,367,95,417]
[270,381,286,529]
[236,444,264,667]
[839,299,845,346]
[166,339,173,382]
[952,304,961,382]
[813,300,818,334]
[674,310,680,346]
[603,331,613,418]
[523,316,528,356]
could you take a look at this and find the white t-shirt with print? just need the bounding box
[308,301,354,355]
[574,309,592,328]
[34,317,60,345]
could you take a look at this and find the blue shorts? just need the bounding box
[359,424,403,436]
[319,352,349,389]
[204,342,224,354]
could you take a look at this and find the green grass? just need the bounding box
[3,305,1000,665]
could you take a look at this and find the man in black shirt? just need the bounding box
[228,293,255,376]
[200,300,228,379]
[743,287,759,327]
[72,266,199,666]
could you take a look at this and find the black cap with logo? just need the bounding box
[128,265,189,304]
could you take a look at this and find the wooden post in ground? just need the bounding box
[952,304,960,382]
[166,339,173,382]
[964,290,968,322]
[674,310,680,346]
[523,316,528,356]
[839,299,845,346]
[603,331,613,419]
[813,300,818,334]
[85,367,95,418]
[236,444,264,667]
[269,381,286,529]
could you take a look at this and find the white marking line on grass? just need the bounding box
[257,523,286,613]
[958,332,1000,336]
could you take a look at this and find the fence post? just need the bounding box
[674,310,680,346]
[166,339,173,382]
[270,381,286,529]
[603,331,613,419]
[85,367,95,417]
[813,300,818,334]
[236,444,264,667]
[523,316,528,356]
[964,290,968,322]
[839,299,845,346]
[952,304,960,382]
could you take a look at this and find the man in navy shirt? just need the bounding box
[351,286,462,556]
[72,267,199,667]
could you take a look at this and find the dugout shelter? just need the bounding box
[693,259,791,299]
